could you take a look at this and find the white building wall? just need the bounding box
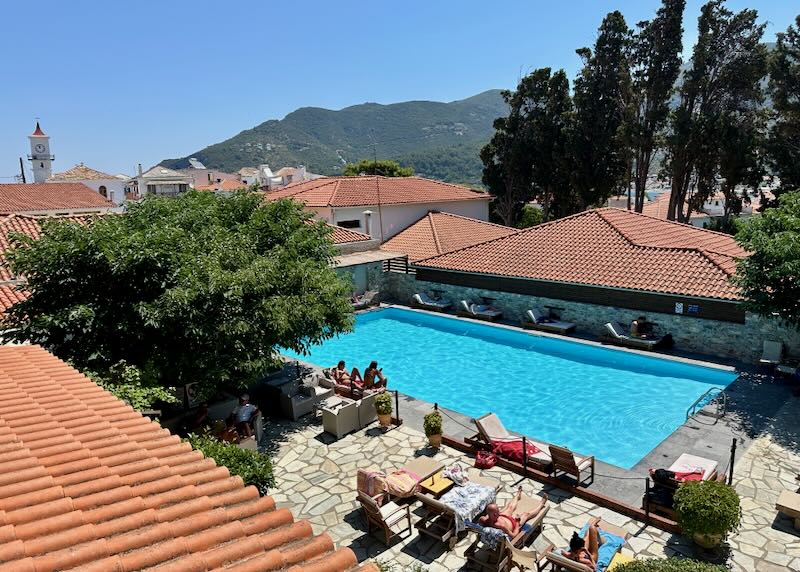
[77,179,126,205]
[330,200,490,240]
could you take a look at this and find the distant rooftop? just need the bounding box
[49,164,117,182]
[0,183,116,215]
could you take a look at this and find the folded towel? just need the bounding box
[443,463,468,486]
[491,439,541,463]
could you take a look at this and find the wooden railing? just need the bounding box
[382,256,414,275]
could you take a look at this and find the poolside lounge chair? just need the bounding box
[464,495,550,572]
[352,290,378,310]
[503,535,555,572]
[459,300,503,322]
[471,413,553,471]
[521,308,576,334]
[546,519,631,572]
[602,322,662,351]
[412,292,451,312]
[358,490,412,546]
[549,444,595,486]
[667,452,718,481]
[760,340,784,366]
[356,456,445,502]
[415,493,461,549]
[644,453,719,518]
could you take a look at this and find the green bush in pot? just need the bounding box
[673,480,741,547]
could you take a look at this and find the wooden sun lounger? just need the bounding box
[546,519,632,572]
[471,413,553,472]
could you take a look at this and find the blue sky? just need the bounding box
[0,0,795,179]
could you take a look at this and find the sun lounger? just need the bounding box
[521,308,576,334]
[668,453,718,481]
[465,495,550,572]
[760,340,783,366]
[352,290,378,310]
[471,413,553,471]
[602,322,662,351]
[458,300,503,321]
[549,444,595,486]
[503,535,555,572]
[412,292,451,312]
[356,456,444,503]
[546,519,631,572]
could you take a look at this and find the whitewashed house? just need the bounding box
[48,164,126,205]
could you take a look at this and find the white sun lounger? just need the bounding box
[458,300,502,321]
[522,309,576,334]
[412,293,451,311]
[603,322,661,350]
[668,453,718,481]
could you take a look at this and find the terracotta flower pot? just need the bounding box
[428,434,442,448]
[377,413,392,428]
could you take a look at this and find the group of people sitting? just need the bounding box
[331,359,387,392]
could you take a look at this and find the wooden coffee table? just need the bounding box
[418,470,453,498]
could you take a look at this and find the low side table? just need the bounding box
[418,470,454,498]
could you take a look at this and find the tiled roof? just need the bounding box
[0,345,373,572]
[381,211,517,262]
[415,208,747,301]
[264,176,489,208]
[49,164,117,182]
[642,192,706,221]
[0,284,27,311]
[0,184,115,214]
[326,224,372,245]
[194,179,248,192]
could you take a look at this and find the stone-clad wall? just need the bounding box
[381,272,800,364]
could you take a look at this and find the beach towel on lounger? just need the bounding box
[441,482,497,533]
[492,439,541,463]
[384,468,421,498]
[560,523,625,572]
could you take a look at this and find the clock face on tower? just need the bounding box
[34,143,45,153]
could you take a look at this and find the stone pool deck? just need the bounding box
[261,392,800,571]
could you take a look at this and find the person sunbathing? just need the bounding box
[563,517,605,570]
[478,487,548,537]
[333,360,363,386]
[363,360,386,390]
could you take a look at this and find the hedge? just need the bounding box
[615,558,729,572]
[187,433,275,494]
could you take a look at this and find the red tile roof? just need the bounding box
[0,284,27,311]
[415,208,747,301]
[31,122,46,137]
[0,345,374,572]
[0,183,115,214]
[49,164,117,182]
[264,176,489,208]
[381,211,517,262]
[194,179,249,192]
[327,224,372,245]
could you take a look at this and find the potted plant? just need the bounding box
[375,392,393,428]
[423,410,443,448]
[673,480,741,548]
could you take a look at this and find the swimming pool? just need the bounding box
[283,308,737,469]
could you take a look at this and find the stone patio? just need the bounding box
[258,405,800,571]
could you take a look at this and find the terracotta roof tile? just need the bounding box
[264,176,489,207]
[415,208,746,301]
[0,183,115,214]
[48,164,117,182]
[0,345,370,572]
[326,224,372,244]
[194,179,248,192]
[381,211,516,262]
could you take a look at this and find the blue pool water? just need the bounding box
[283,308,737,469]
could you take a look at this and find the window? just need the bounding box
[98,185,107,198]
[337,219,361,229]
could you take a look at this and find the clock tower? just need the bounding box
[28,122,54,183]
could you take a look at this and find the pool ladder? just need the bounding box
[686,387,727,421]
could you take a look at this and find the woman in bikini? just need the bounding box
[563,517,605,570]
[478,487,548,537]
[332,360,363,387]
[363,360,387,390]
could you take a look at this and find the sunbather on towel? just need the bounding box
[478,487,548,537]
[564,517,605,570]
[363,360,387,390]
[333,360,363,387]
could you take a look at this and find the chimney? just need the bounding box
[363,210,373,237]
[137,163,143,177]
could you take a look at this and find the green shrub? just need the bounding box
[673,480,741,537]
[187,433,274,494]
[87,360,178,412]
[375,392,393,415]
[615,557,728,572]
[423,410,443,436]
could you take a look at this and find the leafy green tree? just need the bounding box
[627,0,685,212]
[734,191,800,328]
[517,205,544,229]
[3,191,354,397]
[86,361,178,412]
[664,0,766,222]
[342,159,413,177]
[766,15,800,203]
[570,11,633,212]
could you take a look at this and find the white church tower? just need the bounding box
[28,122,54,183]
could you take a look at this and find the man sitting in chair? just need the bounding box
[229,394,259,440]
[478,487,548,537]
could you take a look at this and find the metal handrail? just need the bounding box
[686,386,726,420]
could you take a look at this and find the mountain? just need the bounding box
[160,90,507,186]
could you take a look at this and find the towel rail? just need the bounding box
[686,386,726,420]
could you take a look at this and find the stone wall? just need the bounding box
[337,261,384,297]
[380,272,800,364]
